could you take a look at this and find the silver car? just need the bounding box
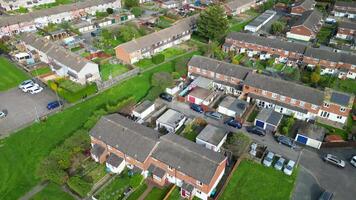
[350,156,356,168]
[274,157,286,171]
[323,154,345,168]
[263,151,275,167]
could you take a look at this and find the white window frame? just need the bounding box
[340,107,346,112]
[324,102,330,108]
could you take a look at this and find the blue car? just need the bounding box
[224,118,242,129]
[47,100,63,110]
[190,103,203,113]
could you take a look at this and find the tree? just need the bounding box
[311,72,321,84]
[124,0,139,8]
[271,21,285,35]
[152,72,174,89]
[207,41,226,60]
[106,8,114,14]
[131,7,143,17]
[197,5,228,41]
[119,25,139,42]
[174,57,190,75]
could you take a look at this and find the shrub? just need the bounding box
[131,7,143,17]
[174,57,190,76]
[171,72,180,79]
[151,54,165,64]
[144,86,163,101]
[106,96,135,114]
[67,176,92,197]
[83,109,107,130]
[151,72,174,89]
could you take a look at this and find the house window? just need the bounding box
[337,116,342,119]
[290,98,296,104]
[196,190,202,194]
[196,181,203,186]
[340,107,346,112]
[324,102,330,108]
[272,93,277,99]
[299,101,305,107]
[280,96,286,101]
[168,166,173,171]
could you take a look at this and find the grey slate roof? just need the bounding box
[91,144,105,158]
[188,55,252,80]
[148,164,166,178]
[296,121,325,141]
[226,32,307,54]
[219,96,248,117]
[292,10,323,31]
[0,0,116,27]
[247,10,276,27]
[90,114,159,163]
[197,124,227,146]
[245,73,324,106]
[256,108,283,126]
[133,100,154,114]
[335,1,356,9]
[106,153,124,167]
[225,0,255,11]
[338,21,356,30]
[152,134,226,185]
[330,91,351,107]
[20,33,95,72]
[115,15,197,53]
[304,47,356,65]
[293,0,315,10]
[157,109,185,128]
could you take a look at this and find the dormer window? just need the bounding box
[324,102,330,108]
[340,107,346,112]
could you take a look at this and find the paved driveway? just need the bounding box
[0,87,60,136]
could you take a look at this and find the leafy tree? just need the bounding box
[174,57,190,75]
[311,72,321,84]
[197,5,228,41]
[124,0,139,8]
[207,41,226,60]
[151,54,165,64]
[271,21,285,35]
[106,8,114,14]
[131,7,143,17]
[119,25,139,42]
[18,6,29,13]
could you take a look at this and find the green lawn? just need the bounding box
[126,182,148,200]
[31,66,52,77]
[316,25,336,45]
[136,58,155,69]
[0,57,29,91]
[136,48,187,69]
[30,183,74,200]
[0,51,200,199]
[100,63,129,81]
[167,187,181,200]
[331,78,356,95]
[247,108,259,123]
[316,122,348,140]
[220,160,298,200]
[144,186,171,200]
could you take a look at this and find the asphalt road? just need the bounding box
[0,87,60,136]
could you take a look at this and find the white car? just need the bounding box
[22,83,39,93]
[263,151,275,167]
[19,80,34,89]
[29,86,43,94]
[274,157,285,171]
[284,160,296,176]
[0,110,7,119]
[350,156,356,168]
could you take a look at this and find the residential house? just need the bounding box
[132,100,155,120]
[294,121,325,149]
[223,0,256,16]
[90,114,227,200]
[217,96,248,121]
[20,33,101,84]
[303,47,356,79]
[336,21,356,40]
[254,108,283,132]
[115,16,197,64]
[188,55,252,95]
[156,109,186,133]
[0,0,121,38]
[333,1,356,19]
[187,86,217,107]
[223,32,307,61]
[196,124,228,152]
[290,0,315,15]
[287,10,323,41]
[244,10,277,32]
[0,0,56,11]
[160,0,180,9]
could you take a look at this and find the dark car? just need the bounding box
[47,100,63,110]
[224,117,242,129]
[205,111,223,120]
[123,186,133,196]
[318,191,333,200]
[276,135,295,148]
[159,93,173,102]
[246,126,266,136]
[190,103,203,113]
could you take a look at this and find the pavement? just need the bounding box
[0,86,61,136]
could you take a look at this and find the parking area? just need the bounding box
[0,86,60,136]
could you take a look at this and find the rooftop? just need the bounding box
[246,10,276,28]
[293,0,315,10]
[219,96,248,117]
[292,10,323,31]
[324,88,354,108]
[338,21,356,30]
[133,100,154,114]
[189,87,214,100]
[157,109,185,127]
[256,108,283,126]
[197,124,227,146]
[296,121,325,141]
[225,0,255,10]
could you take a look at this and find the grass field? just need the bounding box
[100,63,129,81]
[167,187,180,200]
[144,186,171,200]
[0,57,29,91]
[31,66,52,77]
[220,160,298,200]
[30,183,74,200]
[0,51,200,199]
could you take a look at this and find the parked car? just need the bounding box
[318,191,334,200]
[159,93,173,102]
[246,126,266,136]
[29,86,43,94]
[263,151,275,167]
[276,135,295,148]
[351,155,356,168]
[0,109,8,119]
[224,117,242,129]
[274,157,286,171]
[283,160,296,176]
[204,111,223,120]
[47,100,63,110]
[323,154,345,168]
[18,79,34,89]
[190,103,203,113]
[22,83,39,93]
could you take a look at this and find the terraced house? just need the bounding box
[290,0,315,15]
[115,16,197,64]
[287,10,323,41]
[0,0,121,38]
[90,114,227,200]
[223,0,256,16]
[332,1,356,19]
[303,47,356,79]
[0,0,55,11]
[336,21,356,40]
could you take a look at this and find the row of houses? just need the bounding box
[0,0,121,38]
[287,9,323,41]
[0,0,55,11]
[336,20,356,41]
[90,114,226,200]
[115,15,197,64]
[223,0,258,16]
[20,33,101,84]
[290,0,315,16]
[187,55,354,124]
[223,32,356,79]
[332,1,356,19]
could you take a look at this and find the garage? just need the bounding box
[254,108,283,132]
[255,120,265,128]
[294,121,326,149]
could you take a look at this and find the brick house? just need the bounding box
[290,0,315,15]
[0,0,121,38]
[336,21,356,40]
[90,114,227,200]
[223,32,307,60]
[115,16,196,64]
[332,1,356,19]
[187,55,252,95]
[0,0,56,11]
[287,10,323,41]
[223,0,256,16]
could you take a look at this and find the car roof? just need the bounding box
[287,160,296,166]
[267,151,274,156]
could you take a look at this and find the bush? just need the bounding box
[171,72,180,79]
[174,57,189,76]
[151,54,165,64]
[145,86,163,101]
[151,72,174,89]
[105,96,135,114]
[131,7,143,17]
[83,109,107,130]
[67,176,92,197]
